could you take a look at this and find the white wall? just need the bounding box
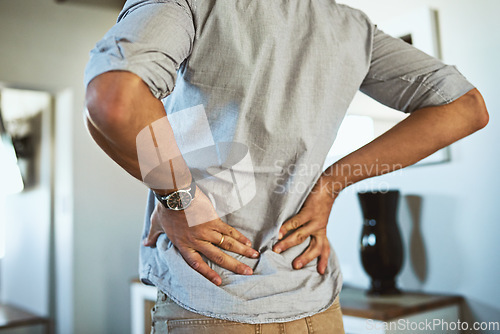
[0,1,146,333]
[330,0,500,332]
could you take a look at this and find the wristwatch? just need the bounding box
[154,179,197,211]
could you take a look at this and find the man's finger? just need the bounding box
[273,220,318,254]
[197,242,254,276]
[292,237,322,269]
[278,211,310,240]
[193,223,259,258]
[214,219,253,247]
[179,247,222,286]
[317,242,330,275]
[143,231,163,248]
[144,212,166,247]
[216,234,260,259]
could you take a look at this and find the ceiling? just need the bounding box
[55,0,126,9]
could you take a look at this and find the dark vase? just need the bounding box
[358,190,403,295]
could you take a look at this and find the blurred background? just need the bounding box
[0,0,498,333]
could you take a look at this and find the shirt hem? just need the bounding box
[140,268,343,324]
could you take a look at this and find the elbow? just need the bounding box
[85,89,123,131]
[84,71,145,132]
[476,105,489,131]
[466,88,489,131]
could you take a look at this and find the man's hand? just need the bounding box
[271,88,488,275]
[144,187,260,286]
[86,72,260,286]
[273,179,336,275]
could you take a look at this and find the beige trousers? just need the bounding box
[151,291,345,334]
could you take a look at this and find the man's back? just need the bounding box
[85,0,478,324]
[135,0,364,322]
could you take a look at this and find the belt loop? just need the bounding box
[306,316,314,333]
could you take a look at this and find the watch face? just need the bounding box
[166,190,193,210]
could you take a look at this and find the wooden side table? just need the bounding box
[0,304,51,333]
[340,286,463,334]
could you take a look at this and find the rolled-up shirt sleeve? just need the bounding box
[84,0,195,99]
[360,26,475,113]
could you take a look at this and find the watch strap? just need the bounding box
[154,179,196,209]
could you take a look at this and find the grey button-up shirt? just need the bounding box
[84,0,474,324]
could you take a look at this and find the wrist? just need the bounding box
[311,175,339,204]
[152,182,191,197]
[150,169,193,196]
[320,162,359,198]
[153,179,197,211]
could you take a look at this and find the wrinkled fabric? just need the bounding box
[84,0,474,324]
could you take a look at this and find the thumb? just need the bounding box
[143,212,165,248]
[143,231,162,248]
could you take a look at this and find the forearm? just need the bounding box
[322,88,489,195]
[85,71,191,192]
